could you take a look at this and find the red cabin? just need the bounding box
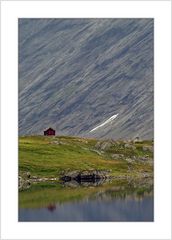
[44,127,55,136]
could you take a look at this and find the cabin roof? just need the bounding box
[44,127,55,132]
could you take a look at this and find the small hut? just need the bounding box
[44,127,55,136]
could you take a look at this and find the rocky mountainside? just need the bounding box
[19,18,153,140]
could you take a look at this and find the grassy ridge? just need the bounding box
[19,136,153,178]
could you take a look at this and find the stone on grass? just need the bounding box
[111,154,124,159]
[124,144,136,150]
[142,146,153,152]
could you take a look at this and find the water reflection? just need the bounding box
[19,193,153,221]
[47,204,56,212]
[61,178,111,188]
[19,179,153,222]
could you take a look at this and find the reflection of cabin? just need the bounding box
[47,204,56,212]
[44,127,55,136]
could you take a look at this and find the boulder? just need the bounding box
[111,154,124,159]
[133,137,142,143]
[137,156,152,161]
[52,140,59,145]
[100,141,113,151]
[60,169,111,182]
[61,176,72,181]
[64,170,80,178]
[125,158,134,163]
[142,146,153,152]
[95,140,114,151]
[124,144,136,150]
[19,177,31,191]
[95,141,102,149]
[21,171,31,179]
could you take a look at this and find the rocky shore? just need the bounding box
[19,168,153,191]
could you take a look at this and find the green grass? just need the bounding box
[19,136,153,178]
[19,136,153,209]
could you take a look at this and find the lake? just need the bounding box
[19,179,153,222]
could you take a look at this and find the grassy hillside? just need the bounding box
[19,136,153,178]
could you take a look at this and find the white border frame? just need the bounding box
[1,1,171,240]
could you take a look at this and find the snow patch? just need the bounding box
[90,114,119,132]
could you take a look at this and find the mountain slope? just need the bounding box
[19,18,153,139]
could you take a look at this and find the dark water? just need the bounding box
[19,181,153,222]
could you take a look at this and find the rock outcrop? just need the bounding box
[60,170,111,182]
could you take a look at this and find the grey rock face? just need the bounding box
[19,19,153,139]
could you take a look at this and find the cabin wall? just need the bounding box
[44,130,55,136]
